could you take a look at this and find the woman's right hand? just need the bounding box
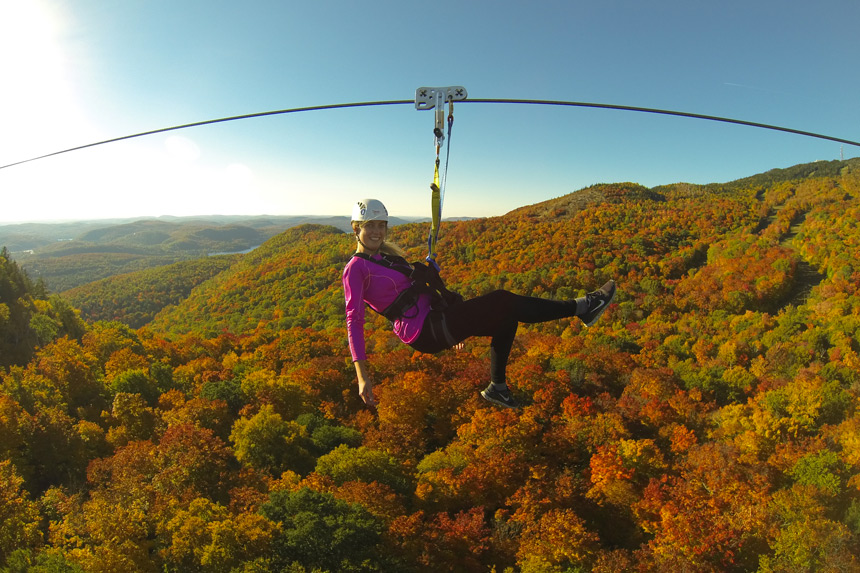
[358,377,376,408]
[354,360,376,409]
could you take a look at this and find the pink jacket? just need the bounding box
[342,254,432,362]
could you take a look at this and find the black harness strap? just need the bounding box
[352,252,463,320]
[352,252,415,278]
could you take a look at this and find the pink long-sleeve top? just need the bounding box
[342,254,433,362]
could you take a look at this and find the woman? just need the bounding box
[342,198,616,409]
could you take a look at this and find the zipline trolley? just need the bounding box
[415,85,468,270]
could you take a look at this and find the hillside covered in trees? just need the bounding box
[2,215,384,293]
[1,158,860,571]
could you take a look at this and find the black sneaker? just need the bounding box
[579,280,616,327]
[480,384,519,409]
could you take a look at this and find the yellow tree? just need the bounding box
[516,508,600,572]
[0,394,34,483]
[50,441,160,572]
[158,390,233,439]
[104,392,161,448]
[760,485,859,572]
[33,337,107,421]
[0,460,42,562]
[158,497,275,572]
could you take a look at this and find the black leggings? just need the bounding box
[410,290,579,385]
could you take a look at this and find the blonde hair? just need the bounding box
[352,220,407,258]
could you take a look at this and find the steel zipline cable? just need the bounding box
[2,97,859,171]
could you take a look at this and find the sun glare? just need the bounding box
[0,1,90,160]
[0,1,63,71]
[165,135,202,162]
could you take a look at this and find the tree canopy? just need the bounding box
[1,158,860,571]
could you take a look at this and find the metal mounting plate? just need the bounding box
[415,86,468,110]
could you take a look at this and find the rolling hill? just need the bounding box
[60,157,860,339]
[62,255,240,328]
[2,214,423,292]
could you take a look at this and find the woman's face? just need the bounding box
[357,219,387,252]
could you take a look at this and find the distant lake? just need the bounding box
[209,245,259,256]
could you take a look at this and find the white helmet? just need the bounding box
[351,198,388,222]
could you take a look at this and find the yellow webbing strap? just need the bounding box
[426,96,453,270]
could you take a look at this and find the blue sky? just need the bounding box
[1,0,858,223]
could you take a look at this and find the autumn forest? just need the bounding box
[2,158,860,572]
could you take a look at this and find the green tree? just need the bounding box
[200,377,246,416]
[315,445,413,496]
[0,249,84,368]
[790,450,846,497]
[109,369,159,405]
[260,487,382,572]
[230,405,315,476]
[296,413,362,455]
[2,548,84,572]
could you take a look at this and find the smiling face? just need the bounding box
[355,219,387,253]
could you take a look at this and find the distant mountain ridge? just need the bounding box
[0,214,428,253]
[1,215,431,291]
[59,157,860,331]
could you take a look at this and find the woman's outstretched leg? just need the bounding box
[443,282,616,407]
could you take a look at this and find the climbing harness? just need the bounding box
[415,86,468,270]
[351,252,463,321]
